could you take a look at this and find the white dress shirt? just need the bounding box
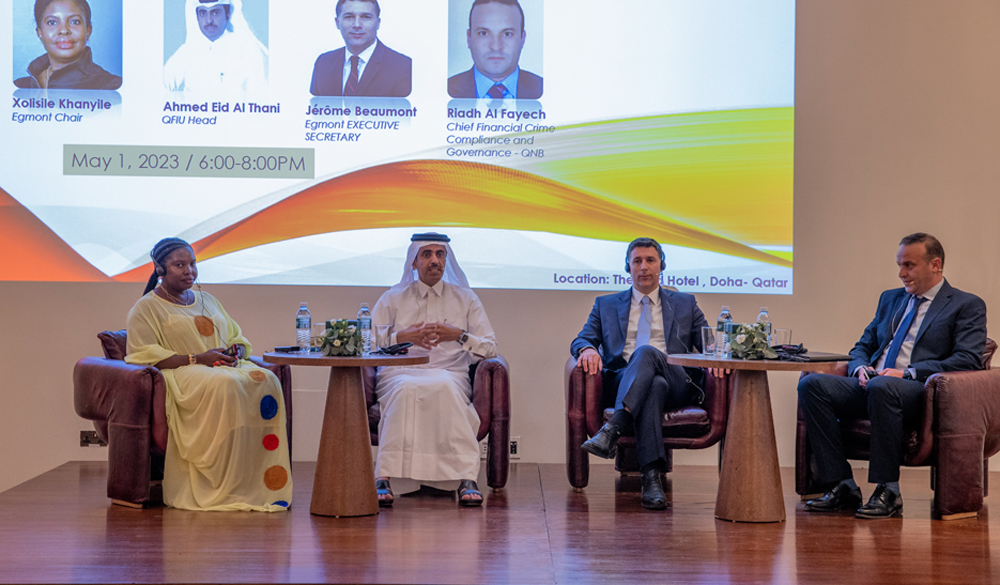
[623,288,667,361]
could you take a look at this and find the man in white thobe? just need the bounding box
[371,233,497,507]
[164,0,267,94]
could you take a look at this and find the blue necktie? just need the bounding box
[635,296,652,348]
[883,296,927,370]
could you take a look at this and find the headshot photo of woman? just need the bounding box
[124,238,292,512]
[14,0,122,90]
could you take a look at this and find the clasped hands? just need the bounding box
[576,347,730,378]
[396,321,463,350]
[858,367,905,388]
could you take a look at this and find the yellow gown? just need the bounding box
[125,290,292,512]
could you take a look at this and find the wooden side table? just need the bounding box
[667,354,845,522]
[263,352,429,517]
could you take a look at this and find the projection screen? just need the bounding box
[1,0,795,293]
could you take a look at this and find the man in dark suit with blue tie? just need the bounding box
[799,233,987,518]
[571,237,710,510]
[447,0,542,100]
[310,0,412,97]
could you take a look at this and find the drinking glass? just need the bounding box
[375,324,392,352]
[701,326,717,355]
[311,322,327,350]
[772,328,792,346]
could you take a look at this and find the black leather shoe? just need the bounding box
[804,482,863,512]
[640,469,667,510]
[581,422,622,459]
[856,484,902,519]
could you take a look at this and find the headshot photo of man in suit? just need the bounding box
[310,0,412,97]
[570,237,710,510]
[447,0,543,100]
[799,232,987,519]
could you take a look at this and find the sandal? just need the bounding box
[457,479,483,507]
[375,478,394,508]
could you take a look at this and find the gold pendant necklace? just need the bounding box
[156,286,192,306]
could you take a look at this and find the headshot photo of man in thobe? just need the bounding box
[370,233,497,507]
[163,0,268,94]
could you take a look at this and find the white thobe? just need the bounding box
[372,279,497,492]
[164,30,266,94]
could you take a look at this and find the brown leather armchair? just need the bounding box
[565,357,729,489]
[796,339,999,520]
[73,330,293,508]
[362,356,511,490]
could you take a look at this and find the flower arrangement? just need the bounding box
[321,319,361,356]
[728,323,778,360]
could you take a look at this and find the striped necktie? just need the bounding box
[488,83,507,99]
[345,55,360,96]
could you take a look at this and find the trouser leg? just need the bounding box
[616,346,669,411]
[618,347,695,469]
[797,373,867,486]
[866,376,925,484]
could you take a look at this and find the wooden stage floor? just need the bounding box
[1,461,997,584]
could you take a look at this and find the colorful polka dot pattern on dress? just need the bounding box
[250,370,266,382]
[263,434,279,451]
[264,465,288,490]
[260,395,278,420]
[194,315,215,336]
[272,500,289,508]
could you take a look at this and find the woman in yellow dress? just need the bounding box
[125,237,292,511]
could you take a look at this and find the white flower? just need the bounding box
[348,325,356,333]
[736,334,747,344]
[333,339,342,347]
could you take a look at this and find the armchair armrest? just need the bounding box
[472,356,510,489]
[73,357,167,453]
[472,356,509,439]
[565,357,601,489]
[73,357,165,504]
[927,368,1000,517]
[681,369,729,449]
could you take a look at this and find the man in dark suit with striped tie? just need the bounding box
[310,0,412,97]
[570,238,710,510]
[799,232,987,518]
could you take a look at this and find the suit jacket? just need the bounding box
[572,287,709,380]
[310,40,412,97]
[447,67,543,99]
[848,279,987,383]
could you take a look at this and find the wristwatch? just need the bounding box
[903,369,914,381]
[458,330,470,345]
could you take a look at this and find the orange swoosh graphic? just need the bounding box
[0,187,110,282]
[114,159,789,281]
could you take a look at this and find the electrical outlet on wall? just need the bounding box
[479,439,489,459]
[509,436,521,459]
[80,430,107,447]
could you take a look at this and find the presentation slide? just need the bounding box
[1,0,795,293]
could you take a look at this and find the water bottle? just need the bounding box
[717,306,733,357]
[295,302,311,353]
[357,302,372,356]
[756,307,772,346]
